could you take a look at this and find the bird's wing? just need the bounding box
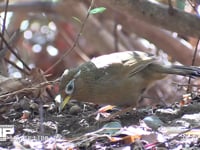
[91,51,156,77]
[123,51,156,77]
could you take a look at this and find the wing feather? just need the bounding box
[91,51,156,77]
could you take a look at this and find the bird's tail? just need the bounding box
[150,63,200,77]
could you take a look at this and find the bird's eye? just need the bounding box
[65,79,75,95]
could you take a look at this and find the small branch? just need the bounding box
[44,0,96,74]
[0,32,30,71]
[0,0,9,49]
[0,79,60,99]
[105,0,200,38]
[187,39,200,92]
[155,125,200,148]
[4,57,29,75]
[0,1,200,37]
[57,24,90,62]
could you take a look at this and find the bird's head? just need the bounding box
[59,69,81,112]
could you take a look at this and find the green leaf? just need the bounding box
[99,121,122,135]
[89,7,106,14]
[176,0,185,10]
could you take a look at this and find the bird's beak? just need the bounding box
[59,93,71,112]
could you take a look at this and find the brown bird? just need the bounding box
[59,51,200,111]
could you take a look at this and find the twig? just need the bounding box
[191,39,199,68]
[187,0,197,13]
[57,25,90,62]
[186,3,199,92]
[4,57,30,75]
[44,0,96,74]
[155,125,200,148]
[0,0,9,49]
[0,79,60,99]
[0,32,31,71]
[187,39,200,92]
[0,30,20,57]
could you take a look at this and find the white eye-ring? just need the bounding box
[65,79,75,95]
